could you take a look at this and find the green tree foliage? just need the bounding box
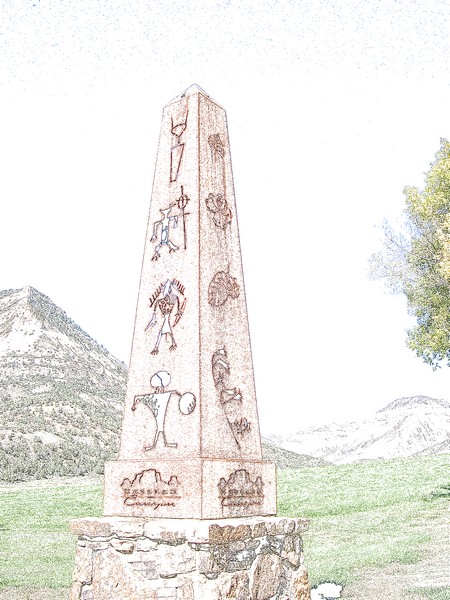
[370,139,450,369]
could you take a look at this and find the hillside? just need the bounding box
[0,287,127,481]
[3,287,446,479]
[268,395,450,464]
[261,438,330,468]
[0,286,316,482]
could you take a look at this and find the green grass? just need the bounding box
[0,453,448,595]
[407,588,450,600]
[277,453,450,587]
[0,480,102,588]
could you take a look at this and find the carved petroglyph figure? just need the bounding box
[121,468,180,507]
[208,133,224,162]
[150,187,191,259]
[205,192,232,230]
[212,348,242,403]
[176,185,190,250]
[170,112,188,182]
[131,370,196,450]
[212,348,250,449]
[208,271,240,307]
[218,469,264,508]
[145,279,186,355]
[150,206,179,260]
[230,417,251,437]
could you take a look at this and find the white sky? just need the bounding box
[1,0,450,434]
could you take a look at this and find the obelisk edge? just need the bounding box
[167,83,224,109]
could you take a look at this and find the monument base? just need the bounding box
[104,458,277,519]
[70,516,311,600]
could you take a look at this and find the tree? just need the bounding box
[370,138,450,369]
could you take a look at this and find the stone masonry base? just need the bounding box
[70,516,311,600]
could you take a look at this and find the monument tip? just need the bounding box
[169,84,222,106]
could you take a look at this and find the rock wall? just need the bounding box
[70,516,311,599]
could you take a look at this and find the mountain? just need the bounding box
[261,438,330,468]
[0,286,316,482]
[267,395,450,464]
[0,286,127,481]
[6,288,444,478]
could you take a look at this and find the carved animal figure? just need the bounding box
[208,271,240,307]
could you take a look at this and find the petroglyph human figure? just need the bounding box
[131,371,196,451]
[150,206,179,260]
[146,279,186,355]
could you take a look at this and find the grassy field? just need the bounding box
[278,453,450,595]
[0,454,449,599]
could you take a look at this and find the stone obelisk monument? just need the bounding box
[70,85,310,600]
[104,83,275,520]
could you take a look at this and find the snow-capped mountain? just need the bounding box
[268,396,450,464]
[0,286,127,481]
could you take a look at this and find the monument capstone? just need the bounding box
[70,84,311,600]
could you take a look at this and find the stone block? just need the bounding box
[86,541,109,551]
[70,516,310,599]
[156,543,196,576]
[156,589,177,599]
[252,521,267,538]
[285,565,311,600]
[250,553,283,600]
[265,535,285,556]
[245,538,260,552]
[281,533,303,568]
[196,548,216,576]
[92,548,142,600]
[219,572,250,600]
[108,518,145,538]
[69,581,82,600]
[136,537,158,551]
[72,546,93,584]
[296,518,310,533]
[70,518,112,538]
[109,539,135,554]
[224,547,255,572]
[176,581,195,599]
[228,540,246,552]
[284,520,296,534]
[129,559,159,579]
[104,459,276,520]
